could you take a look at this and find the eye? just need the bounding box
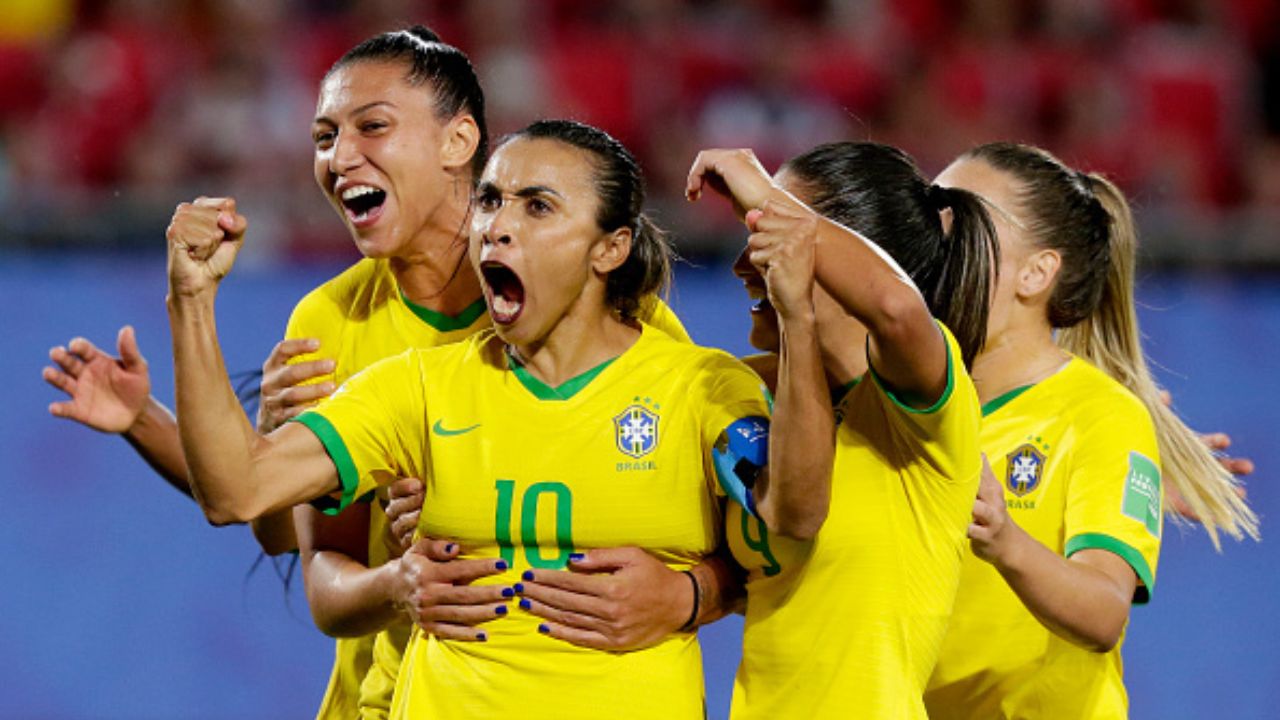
[475,188,501,212]
[527,197,552,216]
[312,129,335,149]
[360,120,388,134]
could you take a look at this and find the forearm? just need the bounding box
[252,510,298,556]
[689,554,745,625]
[758,312,833,540]
[122,396,192,496]
[303,551,402,637]
[991,525,1132,652]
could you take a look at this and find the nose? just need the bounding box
[330,131,364,175]
[477,201,516,248]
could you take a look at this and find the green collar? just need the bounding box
[399,291,487,332]
[981,384,1034,417]
[507,352,617,401]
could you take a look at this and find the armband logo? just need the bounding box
[1121,451,1162,538]
[614,397,660,459]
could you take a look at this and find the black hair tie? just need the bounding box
[925,183,951,211]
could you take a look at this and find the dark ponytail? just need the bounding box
[503,119,673,321]
[328,25,489,179]
[782,142,998,367]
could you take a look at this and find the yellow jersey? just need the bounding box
[727,324,981,720]
[925,357,1162,720]
[284,259,690,719]
[295,324,766,720]
[283,258,489,720]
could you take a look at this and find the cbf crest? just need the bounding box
[614,399,659,458]
[1006,443,1046,497]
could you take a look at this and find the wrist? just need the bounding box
[989,520,1029,575]
[677,569,701,632]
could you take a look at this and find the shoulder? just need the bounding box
[1059,358,1152,427]
[289,259,391,327]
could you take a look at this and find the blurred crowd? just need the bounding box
[2,0,1278,263]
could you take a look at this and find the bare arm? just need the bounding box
[166,197,340,523]
[969,458,1136,651]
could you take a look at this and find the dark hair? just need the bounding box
[782,142,999,368]
[964,142,1110,328]
[503,119,673,321]
[328,25,489,179]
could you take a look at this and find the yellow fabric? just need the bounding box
[297,325,767,720]
[284,258,487,720]
[926,358,1162,720]
[727,324,982,720]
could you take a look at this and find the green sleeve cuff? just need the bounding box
[1065,532,1156,604]
[867,322,955,415]
[291,412,360,516]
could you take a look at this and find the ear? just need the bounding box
[591,227,632,275]
[1016,248,1061,300]
[439,115,481,173]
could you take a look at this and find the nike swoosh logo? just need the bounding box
[432,419,481,437]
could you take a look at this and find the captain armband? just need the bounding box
[712,416,770,516]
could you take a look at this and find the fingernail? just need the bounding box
[568,552,585,563]
[513,583,524,594]
[521,570,534,581]
[476,631,488,642]
[538,624,550,634]
[307,339,319,350]
[501,587,515,598]
[495,605,508,616]
[445,543,457,553]
[519,598,531,611]
[495,560,508,571]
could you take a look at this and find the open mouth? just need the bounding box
[480,261,525,325]
[339,185,387,224]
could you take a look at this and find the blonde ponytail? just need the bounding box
[1058,175,1258,548]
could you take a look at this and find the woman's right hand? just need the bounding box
[384,477,426,558]
[44,326,151,433]
[256,338,336,433]
[166,197,248,299]
[685,148,778,219]
[390,541,512,642]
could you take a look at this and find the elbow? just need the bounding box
[871,284,931,345]
[759,497,829,541]
[1077,627,1123,654]
[202,504,252,527]
[775,514,826,542]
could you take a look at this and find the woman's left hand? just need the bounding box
[517,547,694,651]
[686,148,777,219]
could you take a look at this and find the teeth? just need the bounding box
[492,295,522,317]
[341,185,380,201]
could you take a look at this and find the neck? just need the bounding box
[389,192,482,315]
[510,296,638,388]
[972,320,1068,404]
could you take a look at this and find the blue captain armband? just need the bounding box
[713,416,770,517]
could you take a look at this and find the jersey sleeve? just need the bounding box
[1062,396,1162,603]
[640,296,692,344]
[290,350,426,515]
[694,352,772,514]
[864,321,982,484]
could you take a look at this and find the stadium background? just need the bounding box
[2,0,1278,717]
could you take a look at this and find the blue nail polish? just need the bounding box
[501,587,515,598]
[495,605,508,616]
[513,583,524,594]
[568,552,585,562]
[538,623,550,634]
[477,631,488,642]
[519,598,531,611]
[495,560,508,571]
[522,570,534,581]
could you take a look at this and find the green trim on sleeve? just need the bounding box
[981,384,1034,417]
[867,323,955,415]
[1065,532,1155,605]
[830,377,861,407]
[506,352,616,401]
[291,412,360,516]
[400,292,488,332]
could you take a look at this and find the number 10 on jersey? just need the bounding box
[494,479,576,568]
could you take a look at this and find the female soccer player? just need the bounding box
[923,142,1257,719]
[683,142,995,719]
[164,119,817,720]
[44,28,710,719]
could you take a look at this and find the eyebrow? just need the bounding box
[313,100,396,125]
[477,182,564,200]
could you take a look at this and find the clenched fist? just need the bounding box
[166,196,248,298]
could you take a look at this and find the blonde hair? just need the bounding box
[1058,174,1259,548]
